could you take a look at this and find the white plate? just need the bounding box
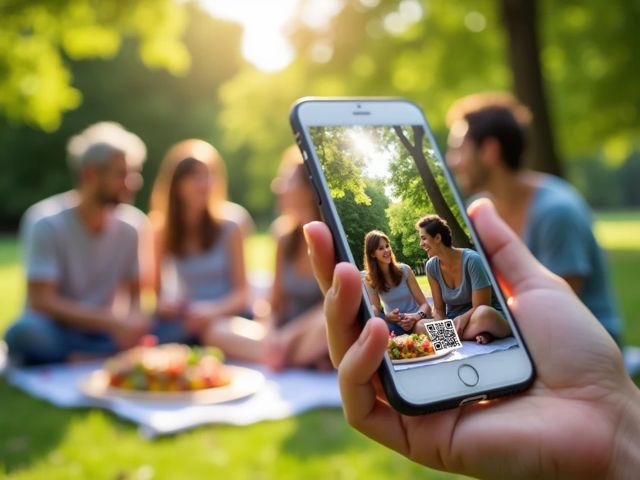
[79,365,265,404]
[389,348,454,364]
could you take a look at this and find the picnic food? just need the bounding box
[105,343,231,391]
[387,333,436,360]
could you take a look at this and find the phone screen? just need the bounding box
[307,123,520,372]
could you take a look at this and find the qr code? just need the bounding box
[426,319,462,351]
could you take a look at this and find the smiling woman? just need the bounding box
[200,0,343,72]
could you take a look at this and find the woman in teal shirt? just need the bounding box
[417,214,511,344]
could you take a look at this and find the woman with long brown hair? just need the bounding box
[149,139,249,344]
[363,230,432,335]
[204,146,328,370]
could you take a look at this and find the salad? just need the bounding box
[105,343,231,391]
[387,332,436,360]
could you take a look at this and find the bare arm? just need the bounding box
[190,224,249,319]
[427,274,446,320]
[29,280,116,332]
[405,270,431,319]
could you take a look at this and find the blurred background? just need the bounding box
[1,0,638,229]
[0,0,638,478]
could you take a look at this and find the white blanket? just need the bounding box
[5,361,341,438]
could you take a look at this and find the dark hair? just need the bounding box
[446,92,532,171]
[416,215,452,248]
[363,230,403,293]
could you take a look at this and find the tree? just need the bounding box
[502,0,561,176]
[0,4,243,225]
[334,179,390,271]
[392,126,471,248]
[0,0,189,131]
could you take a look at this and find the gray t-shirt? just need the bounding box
[367,263,421,315]
[167,220,237,302]
[523,175,621,339]
[426,249,501,318]
[26,207,139,309]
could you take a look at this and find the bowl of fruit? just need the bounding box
[80,342,264,404]
[387,332,451,363]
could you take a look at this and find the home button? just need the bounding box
[457,364,479,387]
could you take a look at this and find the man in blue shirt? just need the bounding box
[445,92,622,342]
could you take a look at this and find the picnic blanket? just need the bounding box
[3,359,341,438]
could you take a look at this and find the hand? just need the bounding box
[156,299,187,319]
[303,198,640,479]
[386,308,401,323]
[262,331,291,372]
[111,311,152,350]
[453,314,469,337]
[398,313,416,331]
[185,301,214,335]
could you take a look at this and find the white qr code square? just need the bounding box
[426,319,462,352]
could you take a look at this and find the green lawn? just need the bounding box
[1,212,639,479]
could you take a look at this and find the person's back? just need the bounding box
[445,92,622,342]
[524,173,622,339]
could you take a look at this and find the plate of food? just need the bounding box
[387,333,454,364]
[79,343,265,404]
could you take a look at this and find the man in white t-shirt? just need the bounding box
[5,124,152,364]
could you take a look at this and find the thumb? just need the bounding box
[467,198,554,295]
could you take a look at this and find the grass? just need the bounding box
[1,212,639,478]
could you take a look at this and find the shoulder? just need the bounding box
[115,204,149,231]
[532,175,592,224]
[463,249,485,272]
[219,201,254,235]
[425,256,438,274]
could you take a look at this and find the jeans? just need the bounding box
[4,310,117,365]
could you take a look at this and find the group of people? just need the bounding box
[362,216,511,344]
[4,124,327,370]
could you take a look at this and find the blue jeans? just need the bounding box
[4,310,117,365]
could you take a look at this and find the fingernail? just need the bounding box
[303,224,314,258]
[357,321,371,346]
[331,267,341,296]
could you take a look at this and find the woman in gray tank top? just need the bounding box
[362,230,432,336]
[417,214,511,344]
[149,140,249,345]
[205,147,328,370]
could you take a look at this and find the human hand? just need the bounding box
[111,312,152,350]
[386,308,401,323]
[303,198,640,479]
[185,301,213,335]
[398,313,416,331]
[156,299,187,319]
[452,314,469,337]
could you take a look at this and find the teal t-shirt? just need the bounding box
[523,175,622,340]
[426,249,502,318]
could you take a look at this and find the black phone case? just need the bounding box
[289,97,535,415]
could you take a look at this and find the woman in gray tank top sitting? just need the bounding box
[417,214,511,344]
[363,230,432,336]
[149,139,249,344]
[204,146,328,370]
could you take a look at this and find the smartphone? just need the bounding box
[290,97,535,415]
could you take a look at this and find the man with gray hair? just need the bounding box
[5,123,152,364]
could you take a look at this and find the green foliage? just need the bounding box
[0,0,189,131]
[334,179,390,270]
[0,4,243,224]
[310,127,371,204]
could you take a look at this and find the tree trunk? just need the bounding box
[393,126,473,249]
[501,0,563,177]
